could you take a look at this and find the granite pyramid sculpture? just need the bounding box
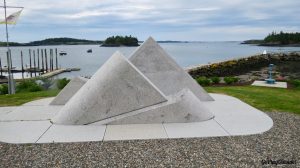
[52,38,214,125]
[129,37,214,101]
[50,76,88,105]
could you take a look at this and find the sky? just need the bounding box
[0,0,299,42]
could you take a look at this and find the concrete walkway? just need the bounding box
[0,94,273,144]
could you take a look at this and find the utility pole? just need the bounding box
[3,0,15,94]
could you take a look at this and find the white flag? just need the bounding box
[0,9,23,25]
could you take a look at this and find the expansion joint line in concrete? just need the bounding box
[102,125,108,141]
[162,123,169,138]
[213,118,231,136]
[35,124,53,143]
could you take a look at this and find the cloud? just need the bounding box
[0,0,299,42]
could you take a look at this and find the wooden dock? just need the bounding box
[0,68,80,83]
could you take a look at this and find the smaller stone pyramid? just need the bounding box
[129,37,214,101]
[50,77,88,105]
[93,89,213,125]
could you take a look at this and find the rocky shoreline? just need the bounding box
[187,52,300,81]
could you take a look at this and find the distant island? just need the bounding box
[0,38,102,46]
[101,35,139,47]
[242,31,300,46]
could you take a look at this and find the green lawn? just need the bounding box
[205,86,300,115]
[0,90,60,107]
[0,86,299,115]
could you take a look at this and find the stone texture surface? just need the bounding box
[129,37,214,101]
[50,77,88,105]
[0,112,298,167]
[52,52,167,125]
[105,89,214,125]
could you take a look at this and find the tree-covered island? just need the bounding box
[0,38,102,46]
[242,31,300,46]
[101,35,139,47]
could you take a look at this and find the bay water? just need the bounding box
[0,42,299,79]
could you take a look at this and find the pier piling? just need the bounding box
[45,49,48,72]
[41,49,44,72]
[33,50,36,77]
[55,48,58,70]
[21,51,24,72]
[29,49,32,69]
[37,49,40,72]
[0,57,2,76]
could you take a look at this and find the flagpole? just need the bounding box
[3,0,15,94]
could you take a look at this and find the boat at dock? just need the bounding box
[87,49,92,53]
[59,51,67,56]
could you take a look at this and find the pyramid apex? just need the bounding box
[140,36,158,46]
[111,51,125,58]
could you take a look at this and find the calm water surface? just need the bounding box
[0,42,299,79]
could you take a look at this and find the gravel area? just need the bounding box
[1,112,299,167]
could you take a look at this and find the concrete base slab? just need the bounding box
[208,93,239,101]
[205,98,273,135]
[0,93,273,143]
[252,80,287,88]
[0,121,51,144]
[104,124,167,141]
[0,106,18,117]
[163,119,229,138]
[37,125,106,143]
[23,97,55,106]
[0,106,62,121]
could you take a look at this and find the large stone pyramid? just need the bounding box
[129,37,214,101]
[52,52,169,125]
[52,38,214,125]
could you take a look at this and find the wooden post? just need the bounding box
[21,51,24,79]
[33,50,36,77]
[55,48,58,70]
[21,51,24,72]
[51,49,54,71]
[41,49,44,72]
[37,49,40,71]
[45,49,48,72]
[49,49,52,71]
[29,49,32,70]
[0,57,2,76]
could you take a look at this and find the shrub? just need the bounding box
[0,84,8,95]
[291,79,300,88]
[224,77,239,85]
[196,77,211,86]
[16,80,43,93]
[28,84,43,92]
[210,77,221,84]
[233,77,239,83]
[57,78,70,89]
[38,78,54,90]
